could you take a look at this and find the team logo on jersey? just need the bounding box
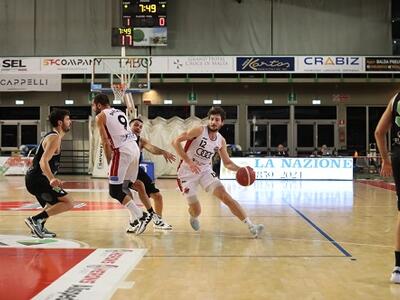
[195,148,213,159]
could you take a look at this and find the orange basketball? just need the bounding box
[236,166,256,186]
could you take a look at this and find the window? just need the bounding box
[1,125,17,147]
[295,106,336,119]
[250,124,267,147]
[347,107,366,153]
[248,106,290,119]
[50,106,91,120]
[368,107,386,145]
[195,106,237,119]
[271,124,288,148]
[317,124,334,147]
[219,124,235,145]
[148,106,190,119]
[21,125,38,145]
[0,107,39,120]
[297,124,314,147]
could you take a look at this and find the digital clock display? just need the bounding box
[113,0,167,47]
[122,0,167,28]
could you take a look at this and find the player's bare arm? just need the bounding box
[96,112,112,164]
[172,126,203,173]
[375,96,395,177]
[39,135,62,187]
[141,137,176,163]
[219,138,240,172]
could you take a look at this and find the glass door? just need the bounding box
[295,121,336,156]
[250,121,288,155]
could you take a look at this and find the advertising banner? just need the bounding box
[220,157,353,180]
[236,56,295,72]
[0,58,41,74]
[365,57,400,72]
[298,56,363,73]
[165,56,235,73]
[0,74,61,91]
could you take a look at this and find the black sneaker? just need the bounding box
[25,217,44,238]
[135,212,153,235]
[31,227,56,238]
[126,219,139,233]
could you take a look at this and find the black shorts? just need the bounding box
[392,145,400,210]
[137,166,160,196]
[25,172,68,208]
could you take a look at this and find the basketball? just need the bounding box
[236,166,256,186]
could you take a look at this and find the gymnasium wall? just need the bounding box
[0,0,391,56]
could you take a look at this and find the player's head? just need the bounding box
[207,106,225,132]
[49,109,71,133]
[92,93,110,114]
[129,118,143,135]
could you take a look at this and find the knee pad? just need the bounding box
[109,184,127,203]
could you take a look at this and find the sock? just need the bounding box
[125,200,143,222]
[32,211,49,222]
[147,207,154,214]
[395,251,400,267]
[243,217,253,228]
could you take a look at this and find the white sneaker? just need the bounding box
[391,267,400,283]
[190,216,200,231]
[153,214,172,230]
[249,224,264,238]
[126,221,139,233]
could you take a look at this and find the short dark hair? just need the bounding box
[49,109,70,127]
[93,93,110,106]
[129,118,143,125]
[207,106,226,121]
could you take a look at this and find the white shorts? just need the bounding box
[177,169,222,200]
[109,142,140,185]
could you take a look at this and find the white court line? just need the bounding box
[32,248,146,300]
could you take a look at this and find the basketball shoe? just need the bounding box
[249,224,264,238]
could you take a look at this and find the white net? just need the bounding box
[111,83,127,102]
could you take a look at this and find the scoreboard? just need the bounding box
[112,0,167,47]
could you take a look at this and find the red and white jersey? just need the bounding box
[178,126,223,176]
[103,108,137,149]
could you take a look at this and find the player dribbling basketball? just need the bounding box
[172,106,264,238]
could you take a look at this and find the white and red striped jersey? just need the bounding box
[178,126,223,176]
[103,108,137,149]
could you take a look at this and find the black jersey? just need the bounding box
[28,131,61,175]
[136,136,144,163]
[392,93,400,144]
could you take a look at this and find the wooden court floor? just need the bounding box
[0,175,400,299]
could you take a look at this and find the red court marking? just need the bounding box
[358,180,396,191]
[0,248,94,300]
[0,201,130,211]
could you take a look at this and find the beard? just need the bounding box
[207,124,219,132]
[62,124,71,133]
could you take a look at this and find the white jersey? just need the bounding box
[103,108,137,149]
[178,126,223,177]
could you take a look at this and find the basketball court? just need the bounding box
[0,175,399,299]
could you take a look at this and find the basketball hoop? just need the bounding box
[111,83,127,102]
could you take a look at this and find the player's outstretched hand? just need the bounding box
[50,178,63,188]
[163,151,176,163]
[188,160,201,174]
